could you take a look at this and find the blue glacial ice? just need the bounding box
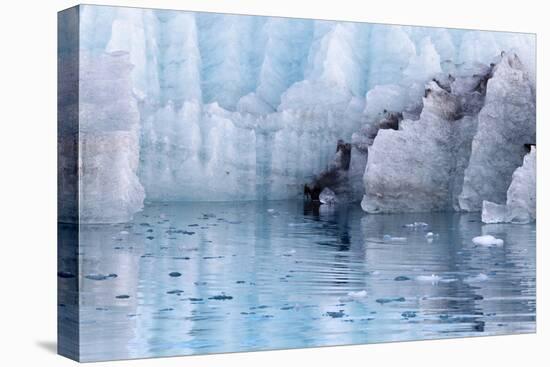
[67,5,536,223]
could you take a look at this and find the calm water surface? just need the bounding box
[59,201,536,361]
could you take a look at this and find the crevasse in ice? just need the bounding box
[73,5,536,223]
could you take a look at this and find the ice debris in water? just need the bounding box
[340,290,368,302]
[464,273,489,283]
[209,294,233,301]
[85,273,118,281]
[394,276,411,281]
[267,208,279,216]
[282,249,296,256]
[472,235,504,247]
[383,235,407,242]
[416,274,442,284]
[325,310,346,318]
[319,188,338,205]
[407,222,428,229]
[401,311,417,318]
[348,290,368,298]
[376,297,406,304]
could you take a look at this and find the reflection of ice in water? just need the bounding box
[64,201,535,361]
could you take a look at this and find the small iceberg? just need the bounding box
[472,235,504,247]
[464,273,489,283]
[425,232,438,241]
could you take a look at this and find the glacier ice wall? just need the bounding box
[360,53,536,213]
[76,5,536,222]
[458,54,536,211]
[78,52,145,223]
[482,147,536,224]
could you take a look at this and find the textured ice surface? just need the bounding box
[481,147,536,224]
[506,147,536,223]
[481,201,507,224]
[459,54,536,211]
[362,53,535,213]
[472,235,504,247]
[319,188,337,205]
[78,52,145,223]
[75,5,536,222]
[361,80,478,213]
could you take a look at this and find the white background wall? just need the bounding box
[0,0,547,366]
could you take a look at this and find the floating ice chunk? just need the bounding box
[282,249,296,256]
[340,290,368,302]
[267,208,279,216]
[472,235,504,247]
[464,273,489,283]
[383,235,407,242]
[348,290,368,298]
[405,222,429,229]
[481,201,507,224]
[416,274,442,284]
[319,187,338,205]
[440,278,458,283]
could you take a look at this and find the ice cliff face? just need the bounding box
[360,53,535,215]
[75,5,536,223]
[78,52,145,223]
[458,54,536,211]
[482,147,536,224]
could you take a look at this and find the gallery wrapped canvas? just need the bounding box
[58,4,536,362]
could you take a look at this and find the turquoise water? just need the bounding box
[60,201,536,361]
